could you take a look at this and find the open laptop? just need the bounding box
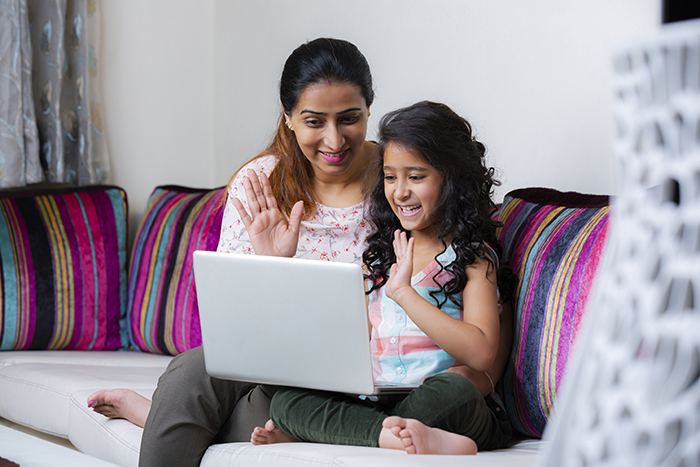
[192,250,416,395]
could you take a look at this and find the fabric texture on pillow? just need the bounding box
[497,188,610,437]
[0,186,128,350]
[127,186,225,355]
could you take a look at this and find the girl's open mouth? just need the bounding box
[398,205,421,217]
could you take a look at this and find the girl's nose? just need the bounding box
[324,124,345,151]
[395,180,410,200]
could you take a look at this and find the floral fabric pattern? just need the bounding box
[217,155,371,265]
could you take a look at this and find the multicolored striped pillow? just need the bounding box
[497,188,610,437]
[0,186,128,350]
[127,185,225,355]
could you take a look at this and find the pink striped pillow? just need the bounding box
[497,188,610,437]
[127,186,225,355]
[0,186,128,350]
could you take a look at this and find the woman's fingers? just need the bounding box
[259,172,278,210]
[232,197,252,229]
[243,169,269,215]
[288,200,304,235]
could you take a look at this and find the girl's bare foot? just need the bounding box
[86,389,152,428]
[251,419,299,445]
[381,416,477,455]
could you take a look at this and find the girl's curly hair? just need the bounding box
[362,101,515,308]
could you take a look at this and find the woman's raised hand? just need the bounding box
[384,230,415,303]
[232,169,304,257]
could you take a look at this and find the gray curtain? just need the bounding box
[0,0,109,188]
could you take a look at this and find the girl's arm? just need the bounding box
[446,302,514,396]
[384,231,500,373]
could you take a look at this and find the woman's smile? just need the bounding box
[319,148,349,164]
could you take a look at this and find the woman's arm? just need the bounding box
[384,231,501,373]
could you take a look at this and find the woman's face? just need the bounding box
[286,82,369,181]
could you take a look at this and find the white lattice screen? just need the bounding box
[540,19,700,467]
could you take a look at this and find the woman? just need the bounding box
[87,38,512,466]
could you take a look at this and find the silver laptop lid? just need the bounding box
[193,251,376,395]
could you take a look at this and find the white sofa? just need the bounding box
[0,350,542,466]
[0,185,610,466]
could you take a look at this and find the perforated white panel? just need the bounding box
[539,19,700,467]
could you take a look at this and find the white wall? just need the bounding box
[100,0,214,238]
[213,0,661,201]
[101,0,661,239]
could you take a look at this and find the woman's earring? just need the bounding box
[286,120,293,131]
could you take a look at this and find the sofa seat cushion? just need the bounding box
[68,387,544,467]
[69,388,154,467]
[0,361,167,437]
[201,440,542,467]
[0,350,173,369]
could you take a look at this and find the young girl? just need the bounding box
[251,101,514,454]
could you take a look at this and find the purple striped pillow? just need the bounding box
[497,188,610,437]
[127,186,225,355]
[0,186,128,350]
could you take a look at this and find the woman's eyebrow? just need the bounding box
[299,107,362,116]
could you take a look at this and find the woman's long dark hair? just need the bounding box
[363,101,513,308]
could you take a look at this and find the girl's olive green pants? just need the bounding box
[270,372,514,451]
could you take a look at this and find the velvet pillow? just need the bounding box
[0,185,128,350]
[127,185,225,355]
[497,188,610,437]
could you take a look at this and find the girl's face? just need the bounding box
[286,82,369,182]
[383,142,443,235]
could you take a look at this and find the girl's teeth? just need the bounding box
[400,205,420,213]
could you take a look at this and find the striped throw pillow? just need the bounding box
[498,188,610,437]
[0,186,128,350]
[127,186,225,355]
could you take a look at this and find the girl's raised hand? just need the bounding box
[232,169,304,257]
[384,230,415,303]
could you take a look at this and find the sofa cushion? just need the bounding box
[0,362,168,437]
[127,186,225,355]
[0,186,128,350]
[496,188,610,437]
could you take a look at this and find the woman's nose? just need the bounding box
[324,124,345,151]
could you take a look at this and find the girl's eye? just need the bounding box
[409,175,425,181]
[383,174,396,181]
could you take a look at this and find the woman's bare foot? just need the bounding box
[251,419,299,445]
[381,416,477,455]
[86,389,152,428]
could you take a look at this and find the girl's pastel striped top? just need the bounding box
[369,244,500,386]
